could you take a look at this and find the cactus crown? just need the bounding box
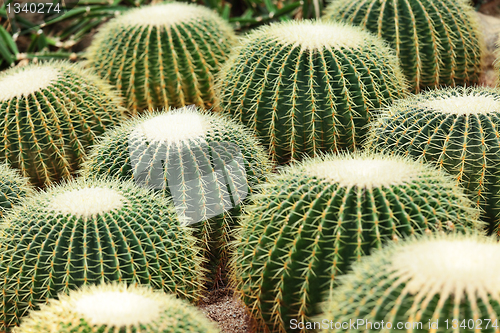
[305,154,419,188]
[319,233,500,332]
[419,94,500,115]
[288,151,469,189]
[0,66,59,101]
[135,108,210,145]
[48,187,125,218]
[83,106,272,186]
[233,19,392,50]
[73,288,161,326]
[392,236,499,296]
[118,2,215,27]
[0,61,123,104]
[15,283,219,333]
[265,20,364,50]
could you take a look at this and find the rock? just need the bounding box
[477,12,500,87]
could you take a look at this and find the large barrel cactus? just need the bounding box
[317,233,499,333]
[367,86,500,232]
[0,177,204,331]
[16,283,219,333]
[323,0,484,92]
[230,152,482,333]
[0,163,33,217]
[216,20,407,164]
[87,2,236,115]
[0,61,126,188]
[82,106,272,283]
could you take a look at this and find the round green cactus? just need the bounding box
[0,61,126,188]
[86,2,236,115]
[317,233,499,333]
[367,86,500,232]
[0,177,205,331]
[230,152,483,333]
[16,283,219,333]
[82,106,272,284]
[323,0,484,92]
[0,163,33,217]
[216,20,407,164]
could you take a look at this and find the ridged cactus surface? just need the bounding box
[0,164,33,217]
[216,20,407,164]
[87,2,236,115]
[318,233,500,333]
[16,283,219,333]
[0,178,204,331]
[231,152,482,333]
[367,87,500,232]
[323,0,483,92]
[82,107,272,283]
[0,61,126,187]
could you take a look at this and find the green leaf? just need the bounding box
[0,25,18,55]
[221,3,230,20]
[0,38,13,65]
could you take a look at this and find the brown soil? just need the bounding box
[198,288,255,333]
[479,0,500,16]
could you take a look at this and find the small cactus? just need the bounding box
[367,86,500,232]
[323,0,484,92]
[86,2,236,115]
[216,20,407,164]
[0,177,205,331]
[230,152,482,333]
[0,163,33,217]
[317,233,500,333]
[82,106,272,283]
[0,61,126,188]
[15,283,219,333]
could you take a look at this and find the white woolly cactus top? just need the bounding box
[257,20,387,51]
[389,86,500,116]
[421,94,500,115]
[115,2,226,27]
[0,61,124,104]
[0,66,60,101]
[268,21,364,50]
[304,153,428,188]
[15,283,219,332]
[135,107,211,144]
[392,235,500,296]
[49,187,125,218]
[74,289,161,326]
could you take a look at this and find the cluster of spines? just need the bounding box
[0,163,33,217]
[87,2,236,115]
[323,0,484,91]
[216,20,407,164]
